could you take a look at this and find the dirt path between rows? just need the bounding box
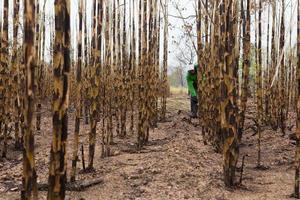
[0,95,297,200]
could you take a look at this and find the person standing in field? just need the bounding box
[186,64,199,118]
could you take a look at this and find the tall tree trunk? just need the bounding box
[71,0,83,182]
[13,0,21,150]
[238,0,251,142]
[129,0,137,135]
[137,0,148,150]
[21,0,38,199]
[120,0,128,138]
[265,4,271,122]
[197,0,206,145]
[1,0,9,159]
[270,2,278,129]
[102,0,112,158]
[35,0,42,132]
[279,0,286,135]
[294,0,300,197]
[257,0,263,167]
[88,0,98,171]
[161,0,168,121]
[221,0,239,187]
[47,0,70,199]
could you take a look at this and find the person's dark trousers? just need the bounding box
[191,96,198,118]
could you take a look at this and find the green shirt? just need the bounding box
[186,71,197,97]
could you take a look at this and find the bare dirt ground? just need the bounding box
[0,94,297,200]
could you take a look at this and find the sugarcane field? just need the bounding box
[1,0,300,199]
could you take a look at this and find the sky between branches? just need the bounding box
[0,0,298,72]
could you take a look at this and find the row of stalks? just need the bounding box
[195,0,300,192]
[0,0,169,199]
